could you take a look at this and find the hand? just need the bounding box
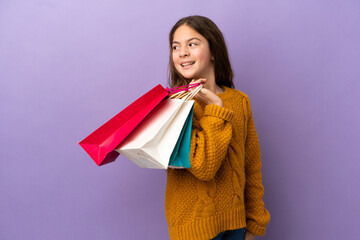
[244,231,256,240]
[189,79,223,107]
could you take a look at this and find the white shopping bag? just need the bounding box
[115,85,201,169]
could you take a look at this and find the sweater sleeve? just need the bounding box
[243,96,270,236]
[187,104,234,181]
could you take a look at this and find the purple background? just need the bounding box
[1,0,359,239]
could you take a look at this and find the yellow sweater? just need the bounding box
[165,86,270,240]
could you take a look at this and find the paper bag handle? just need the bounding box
[168,84,203,101]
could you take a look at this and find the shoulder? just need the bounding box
[222,87,252,116]
[222,86,248,99]
[222,87,251,104]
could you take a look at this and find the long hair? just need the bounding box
[168,15,234,88]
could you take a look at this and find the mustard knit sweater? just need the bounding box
[165,86,270,240]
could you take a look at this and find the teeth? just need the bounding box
[181,62,194,67]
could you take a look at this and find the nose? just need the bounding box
[179,47,189,57]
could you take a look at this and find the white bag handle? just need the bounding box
[169,84,203,101]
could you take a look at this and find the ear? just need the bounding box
[211,56,214,61]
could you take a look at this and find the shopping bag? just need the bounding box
[168,105,193,168]
[79,84,168,166]
[115,85,202,169]
[115,99,193,169]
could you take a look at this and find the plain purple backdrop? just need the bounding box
[1,0,359,239]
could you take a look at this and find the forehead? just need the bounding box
[172,24,205,43]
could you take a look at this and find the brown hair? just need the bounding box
[168,15,234,88]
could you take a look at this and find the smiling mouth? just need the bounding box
[181,62,195,67]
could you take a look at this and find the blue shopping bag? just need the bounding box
[168,105,194,168]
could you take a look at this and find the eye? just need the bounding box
[172,45,179,50]
[189,43,197,47]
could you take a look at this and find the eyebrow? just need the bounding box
[172,37,202,45]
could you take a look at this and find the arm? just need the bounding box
[243,96,270,236]
[187,103,234,181]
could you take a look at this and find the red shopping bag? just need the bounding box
[79,84,169,166]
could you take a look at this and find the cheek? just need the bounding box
[172,54,181,71]
[195,48,211,62]
[172,54,179,66]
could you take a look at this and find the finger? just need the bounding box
[190,79,206,93]
[187,79,196,92]
[188,79,204,92]
[191,78,206,85]
[195,78,207,84]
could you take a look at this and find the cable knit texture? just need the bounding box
[165,87,270,240]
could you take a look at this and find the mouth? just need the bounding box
[180,61,195,67]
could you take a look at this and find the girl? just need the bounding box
[165,16,270,240]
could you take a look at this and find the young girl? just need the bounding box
[165,16,270,240]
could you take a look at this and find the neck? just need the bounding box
[200,66,223,94]
[203,77,224,94]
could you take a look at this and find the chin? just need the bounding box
[177,71,196,80]
[182,74,195,79]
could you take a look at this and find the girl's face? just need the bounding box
[172,24,214,80]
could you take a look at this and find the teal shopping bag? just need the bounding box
[168,106,194,168]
